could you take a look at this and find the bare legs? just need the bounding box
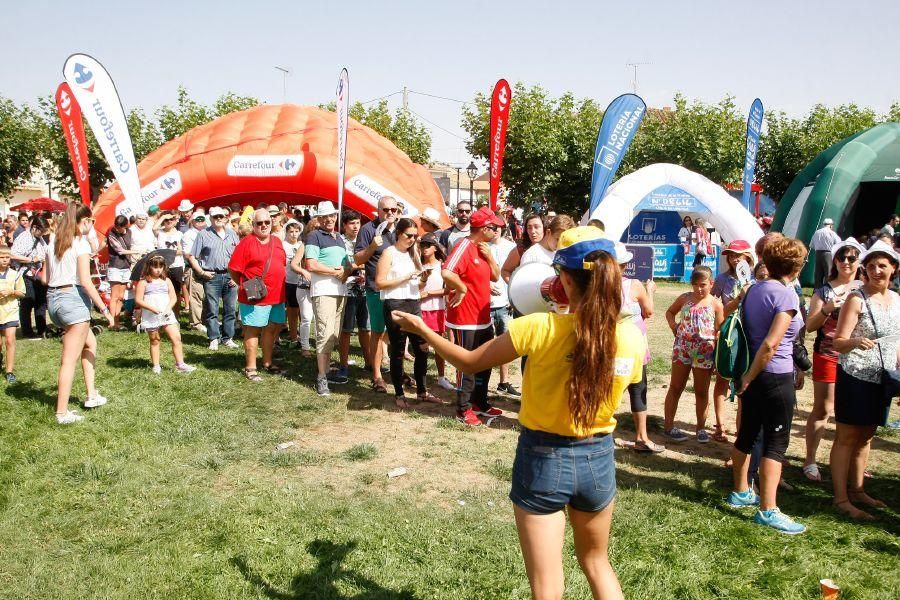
[149,324,186,367]
[731,447,782,510]
[243,322,283,371]
[830,423,882,520]
[109,282,126,328]
[804,381,834,472]
[2,327,16,374]
[692,367,713,432]
[663,362,692,431]
[368,331,386,382]
[56,322,91,416]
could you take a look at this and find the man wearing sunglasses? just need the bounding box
[439,201,472,253]
[809,218,841,287]
[354,196,399,390]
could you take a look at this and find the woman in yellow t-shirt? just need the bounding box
[392,226,644,600]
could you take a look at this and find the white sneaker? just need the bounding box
[175,363,196,373]
[194,324,208,334]
[436,376,456,391]
[209,339,219,351]
[56,410,84,424]
[222,339,239,349]
[84,393,108,408]
[152,365,162,375]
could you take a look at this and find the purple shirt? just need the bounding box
[743,280,802,374]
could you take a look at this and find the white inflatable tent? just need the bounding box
[583,163,764,251]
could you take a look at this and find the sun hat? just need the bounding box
[553,226,616,271]
[613,242,633,265]
[860,239,900,266]
[315,201,338,217]
[420,207,443,228]
[177,199,195,212]
[830,238,864,258]
[419,232,447,260]
[469,207,504,228]
[208,206,228,218]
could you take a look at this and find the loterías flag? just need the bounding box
[55,82,91,206]
[489,79,511,212]
[740,98,764,212]
[589,94,646,213]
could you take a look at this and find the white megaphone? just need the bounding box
[508,263,570,315]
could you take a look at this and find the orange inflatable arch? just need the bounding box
[93,104,449,234]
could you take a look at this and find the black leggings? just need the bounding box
[628,365,648,412]
[19,277,47,337]
[734,371,795,462]
[383,298,427,397]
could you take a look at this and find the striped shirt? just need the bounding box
[190,227,239,271]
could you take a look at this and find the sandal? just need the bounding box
[372,379,388,393]
[417,392,445,404]
[712,425,729,443]
[634,440,666,453]
[262,363,288,376]
[403,373,415,388]
[301,349,314,359]
[849,489,887,508]
[243,368,263,382]
[834,500,876,521]
[802,463,822,482]
[394,396,409,410]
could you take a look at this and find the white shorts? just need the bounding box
[108,267,132,284]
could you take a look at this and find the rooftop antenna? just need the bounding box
[274,66,291,103]
[625,61,651,94]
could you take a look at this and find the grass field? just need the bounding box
[1,282,898,599]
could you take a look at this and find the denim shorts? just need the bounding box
[510,427,616,515]
[239,302,286,327]
[342,294,370,333]
[48,286,92,328]
[491,306,511,335]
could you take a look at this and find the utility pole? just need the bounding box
[274,66,290,103]
[625,61,651,94]
[402,86,409,113]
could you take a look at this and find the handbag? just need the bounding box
[241,239,275,304]
[859,289,900,399]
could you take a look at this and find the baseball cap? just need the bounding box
[147,205,160,216]
[191,211,207,223]
[134,210,148,219]
[553,226,616,270]
[722,240,753,255]
[208,206,228,218]
[470,207,504,228]
[823,218,834,225]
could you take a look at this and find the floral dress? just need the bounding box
[672,295,717,369]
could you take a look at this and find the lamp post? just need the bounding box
[454,166,461,206]
[466,162,477,205]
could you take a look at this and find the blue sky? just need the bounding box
[3,0,897,167]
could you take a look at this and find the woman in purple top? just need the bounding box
[727,237,808,535]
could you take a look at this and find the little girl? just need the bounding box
[134,255,195,374]
[662,266,724,442]
[418,232,454,390]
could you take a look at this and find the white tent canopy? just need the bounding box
[584,163,764,248]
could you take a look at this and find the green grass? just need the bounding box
[1,318,898,599]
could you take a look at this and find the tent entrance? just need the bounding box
[842,182,900,239]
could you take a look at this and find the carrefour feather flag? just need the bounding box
[741,98,764,211]
[489,79,511,211]
[589,94,646,213]
[62,54,141,217]
[55,82,91,206]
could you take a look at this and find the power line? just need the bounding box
[407,108,467,140]
[408,90,470,105]
[359,91,402,105]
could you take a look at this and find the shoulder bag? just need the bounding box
[241,239,275,304]
[859,289,900,400]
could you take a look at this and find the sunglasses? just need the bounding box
[836,254,859,263]
[420,242,434,249]
[212,215,226,219]
[254,220,272,226]
[483,225,500,232]
[401,232,418,240]
[457,209,471,214]
[381,207,399,213]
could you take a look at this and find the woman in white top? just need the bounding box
[501,213,546,281]
[519,214,575,266]
[44,203,113,425]
[156,213,185,312]
[375,217,439,407]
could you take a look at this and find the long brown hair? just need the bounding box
[564,250,622,432]
[54,202,92,259]
[395,217,423,271]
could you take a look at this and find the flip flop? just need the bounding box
[634,440,665,453]
[372,379,388,393]
[417,392,445,404]
[802,463,822,482]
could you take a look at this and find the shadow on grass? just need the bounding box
[231,540,417,599]
[5,380,56,408]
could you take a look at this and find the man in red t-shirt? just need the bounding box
[442,206,504,425]
[228,208,287,381]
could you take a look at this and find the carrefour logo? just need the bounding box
[497,84,510,111]
[141,169,182,206]
[73,63,95,93]
[59,89,73,115]
[227,154,303,177]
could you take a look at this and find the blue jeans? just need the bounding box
[203,273,237,341]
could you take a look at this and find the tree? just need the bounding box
[156,86,259,142]
[320,100,432,165]
[0,96,43,198]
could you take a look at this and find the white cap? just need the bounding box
[177,199,195,212]
[613,242,633,265]
[208,206,228,217]
[420,207,442,228]
[861,239,900,266]
[823,218,834,225]
[316,201,338,216]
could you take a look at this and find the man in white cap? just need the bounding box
[181,209,208,331]
[176,199,195,233]
[305,200,350,396]
[420,207,443,234]
[810,217,841,286]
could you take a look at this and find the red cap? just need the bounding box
[722,240,753,255]
[470,207,504,228]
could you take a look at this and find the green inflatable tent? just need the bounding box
[772,122,900,285]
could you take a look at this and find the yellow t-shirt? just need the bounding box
[508,312,645,437]
[0,269,25,325]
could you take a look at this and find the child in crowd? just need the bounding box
[0,246,25,383]
[134,255,195,374]
[418,232,454,390]
[662,266,724,442]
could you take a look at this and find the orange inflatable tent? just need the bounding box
[93,104,448,234]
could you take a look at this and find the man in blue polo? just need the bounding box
[188,206,240,351]
[305,201,350,396]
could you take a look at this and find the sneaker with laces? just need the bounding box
[316,377,331,396]
[152,365,162,375]
[475,405,503,418]
[84,392,108,408]
[209,339,220,351]
[696,429,710,443]
[726,489,760,508]
[5,372,16,384]
[222,339,239,349]
[327,370,349,384]
[56,410,84,424]
[663,427,690,442]
[457,408,482,426]
[498,382,521,398]
[752,507,806,535]
[175,363,196,373]
[436,376,456,390]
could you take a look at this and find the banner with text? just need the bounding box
[336,68,349,226]
[62,53,141,217]
[589,93,646,213]
[55,82,91,206]
[489,79,511,211]
[740,98,764,212]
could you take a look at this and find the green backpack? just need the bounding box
[714,286,751,386]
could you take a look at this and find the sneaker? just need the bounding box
[175,363,196,373]
[327,371,349,385]
[726,489,760,508]
[436,376,456,391]
[696,429,710,443]
[497,382,522,398]
[888,420,900,430]
[152,365,162,375]
[193,324,208,334]
[663,427,690,442]
[84,392,108,408]
[457,408,482,426]
[5,372,16,384]
[56,410,84,425]
[209,339,220,351]
[222,339,239,349]
[316,377,331,396]
[336,365,350,379]
[752,508,807,535]
[475,405,503,418]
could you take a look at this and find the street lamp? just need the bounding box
[466,161,477,205]
[454,166,461,205]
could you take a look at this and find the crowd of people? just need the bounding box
[1,198,898,599]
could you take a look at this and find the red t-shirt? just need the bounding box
[443,238,492,330]
[228,235,287,305]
